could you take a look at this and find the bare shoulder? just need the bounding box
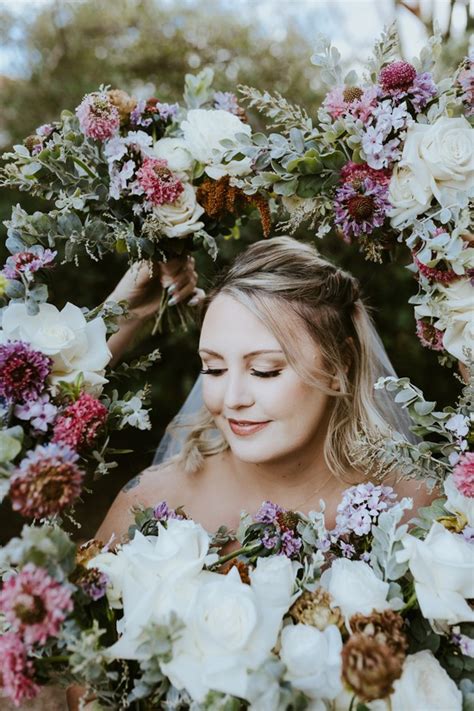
[95,457,193,544]
[393,476,441,511]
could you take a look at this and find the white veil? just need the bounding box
[152,319,418,466]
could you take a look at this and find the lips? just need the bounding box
[227,419,271,436]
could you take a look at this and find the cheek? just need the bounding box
[202,379,224,415]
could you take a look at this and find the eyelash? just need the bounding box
[200,368,282,378]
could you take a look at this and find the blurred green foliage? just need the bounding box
[0,0,466,540]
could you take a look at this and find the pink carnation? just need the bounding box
[53,392,108,451]
[0,632,39,707]
[453,453,474,498]
[76,91,120,141]
[413,254,458,284]
[136,157,184,206]
[0,564,73,645]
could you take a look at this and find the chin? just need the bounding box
[227,438,289,464]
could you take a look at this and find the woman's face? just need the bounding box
[199,294,334,465]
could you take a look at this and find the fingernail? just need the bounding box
[188,296,199,306]
[167,283,176,294]
[168,295,177,306]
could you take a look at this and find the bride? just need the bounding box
[68,235,435,709]
[97,236,433,542]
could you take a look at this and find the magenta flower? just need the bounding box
[334,177,391,241]
[0,632,39,707]
[340,161,391,186]
[76,91,120,141]
[9,443,84,519]
[136,157,184,206]
[453,453,474,498]
[0,341,51,404]
[415,319,445,352]
[379,61,417,93]
[413,254,458,285]
[0,564,73,645]
[2,247,56,281]
[52,392,108,451]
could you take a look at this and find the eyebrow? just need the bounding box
[199,348,285,358]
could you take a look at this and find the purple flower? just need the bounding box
[153,500,184,521]
[261,529,279,550]
[410,72,437,111]
[340,541,356,558]
[255,500,283,524]
[157,102,179,121]
[333,483,397,538]
[461,526,474,544]
[79,570,109,601]
[452,628,474,657]
[281,530,302,558]
[214,92,240,114]
[334,177,391,241]
[130,99,153,128]
[36,123,55,138]
[2,247,56,281]
[14,393,58,433]
[0,341,51,404]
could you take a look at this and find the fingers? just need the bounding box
[160,255,195,285]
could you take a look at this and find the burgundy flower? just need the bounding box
[52,392,108,452]
[334,177,390,241]
[0,341,51,404]
[380,61,417,92]
[415,319,445,352]
[0,632,39,707]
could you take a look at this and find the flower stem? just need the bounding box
[402,590,418,612]
[212,542,262,567]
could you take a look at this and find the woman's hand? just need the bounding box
[109,255,201,321]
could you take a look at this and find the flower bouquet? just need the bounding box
[224,26,473,365]
[0,69,270,330]
[0,376,472,710]
[0,244,157,519]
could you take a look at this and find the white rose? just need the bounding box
[280,623,342,701]
[400,117,474,207]
[388,164,432,228]
[0,302,111,394]
[162,564,294,702]
[99,521,216,660]
[181,108,252,179]
[390,651,462,711]
[153,137,194,174]
[437,278,474,363]
[444,473,474,527]
[396,522,474,625]
[250,555,300,607]
[153,182,205,238]
[320,559,390,621]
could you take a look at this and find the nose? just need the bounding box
[223,371,254,411]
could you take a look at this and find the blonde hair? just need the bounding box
[175,236,392,479]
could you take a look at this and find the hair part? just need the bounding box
[173,236,392,479]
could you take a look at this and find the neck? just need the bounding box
[224,424,335,510]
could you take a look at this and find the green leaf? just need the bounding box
[0,426,24,463]
[296,174,325,198]
[273,178,299,196]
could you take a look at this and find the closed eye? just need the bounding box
[200,368,282,378]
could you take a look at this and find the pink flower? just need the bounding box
[341,161,391,186]
[379,61,417,92]
[0,632,39,707]
[415,319,445,352]
[453,453,474,498]
[76,91,120,141]
[2,247,56,281]
[413,254,458,284]
[9,443,84,519]
[323,85,378,122]
[53,392,108,451]
[0,565,73,645]
[135,157,184,206]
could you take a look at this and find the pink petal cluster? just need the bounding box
[53,392,108,451]
[0,564,73,645]
[323,85,378,122]
[415,319,445,352]
[2,247,56,280]
[453,453,474,498]
[379,61,417,92]
[459,56,474,116]
[341,161,391,186]
[413,254,458,285]
[0,632,39,708]
[0,341,51,404]
[9,443,84,519]
[136,157,184,206]
[76,91,120,141]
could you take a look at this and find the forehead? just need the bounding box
[199,294,317,361]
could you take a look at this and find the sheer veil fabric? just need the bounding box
[152,318,417,467]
